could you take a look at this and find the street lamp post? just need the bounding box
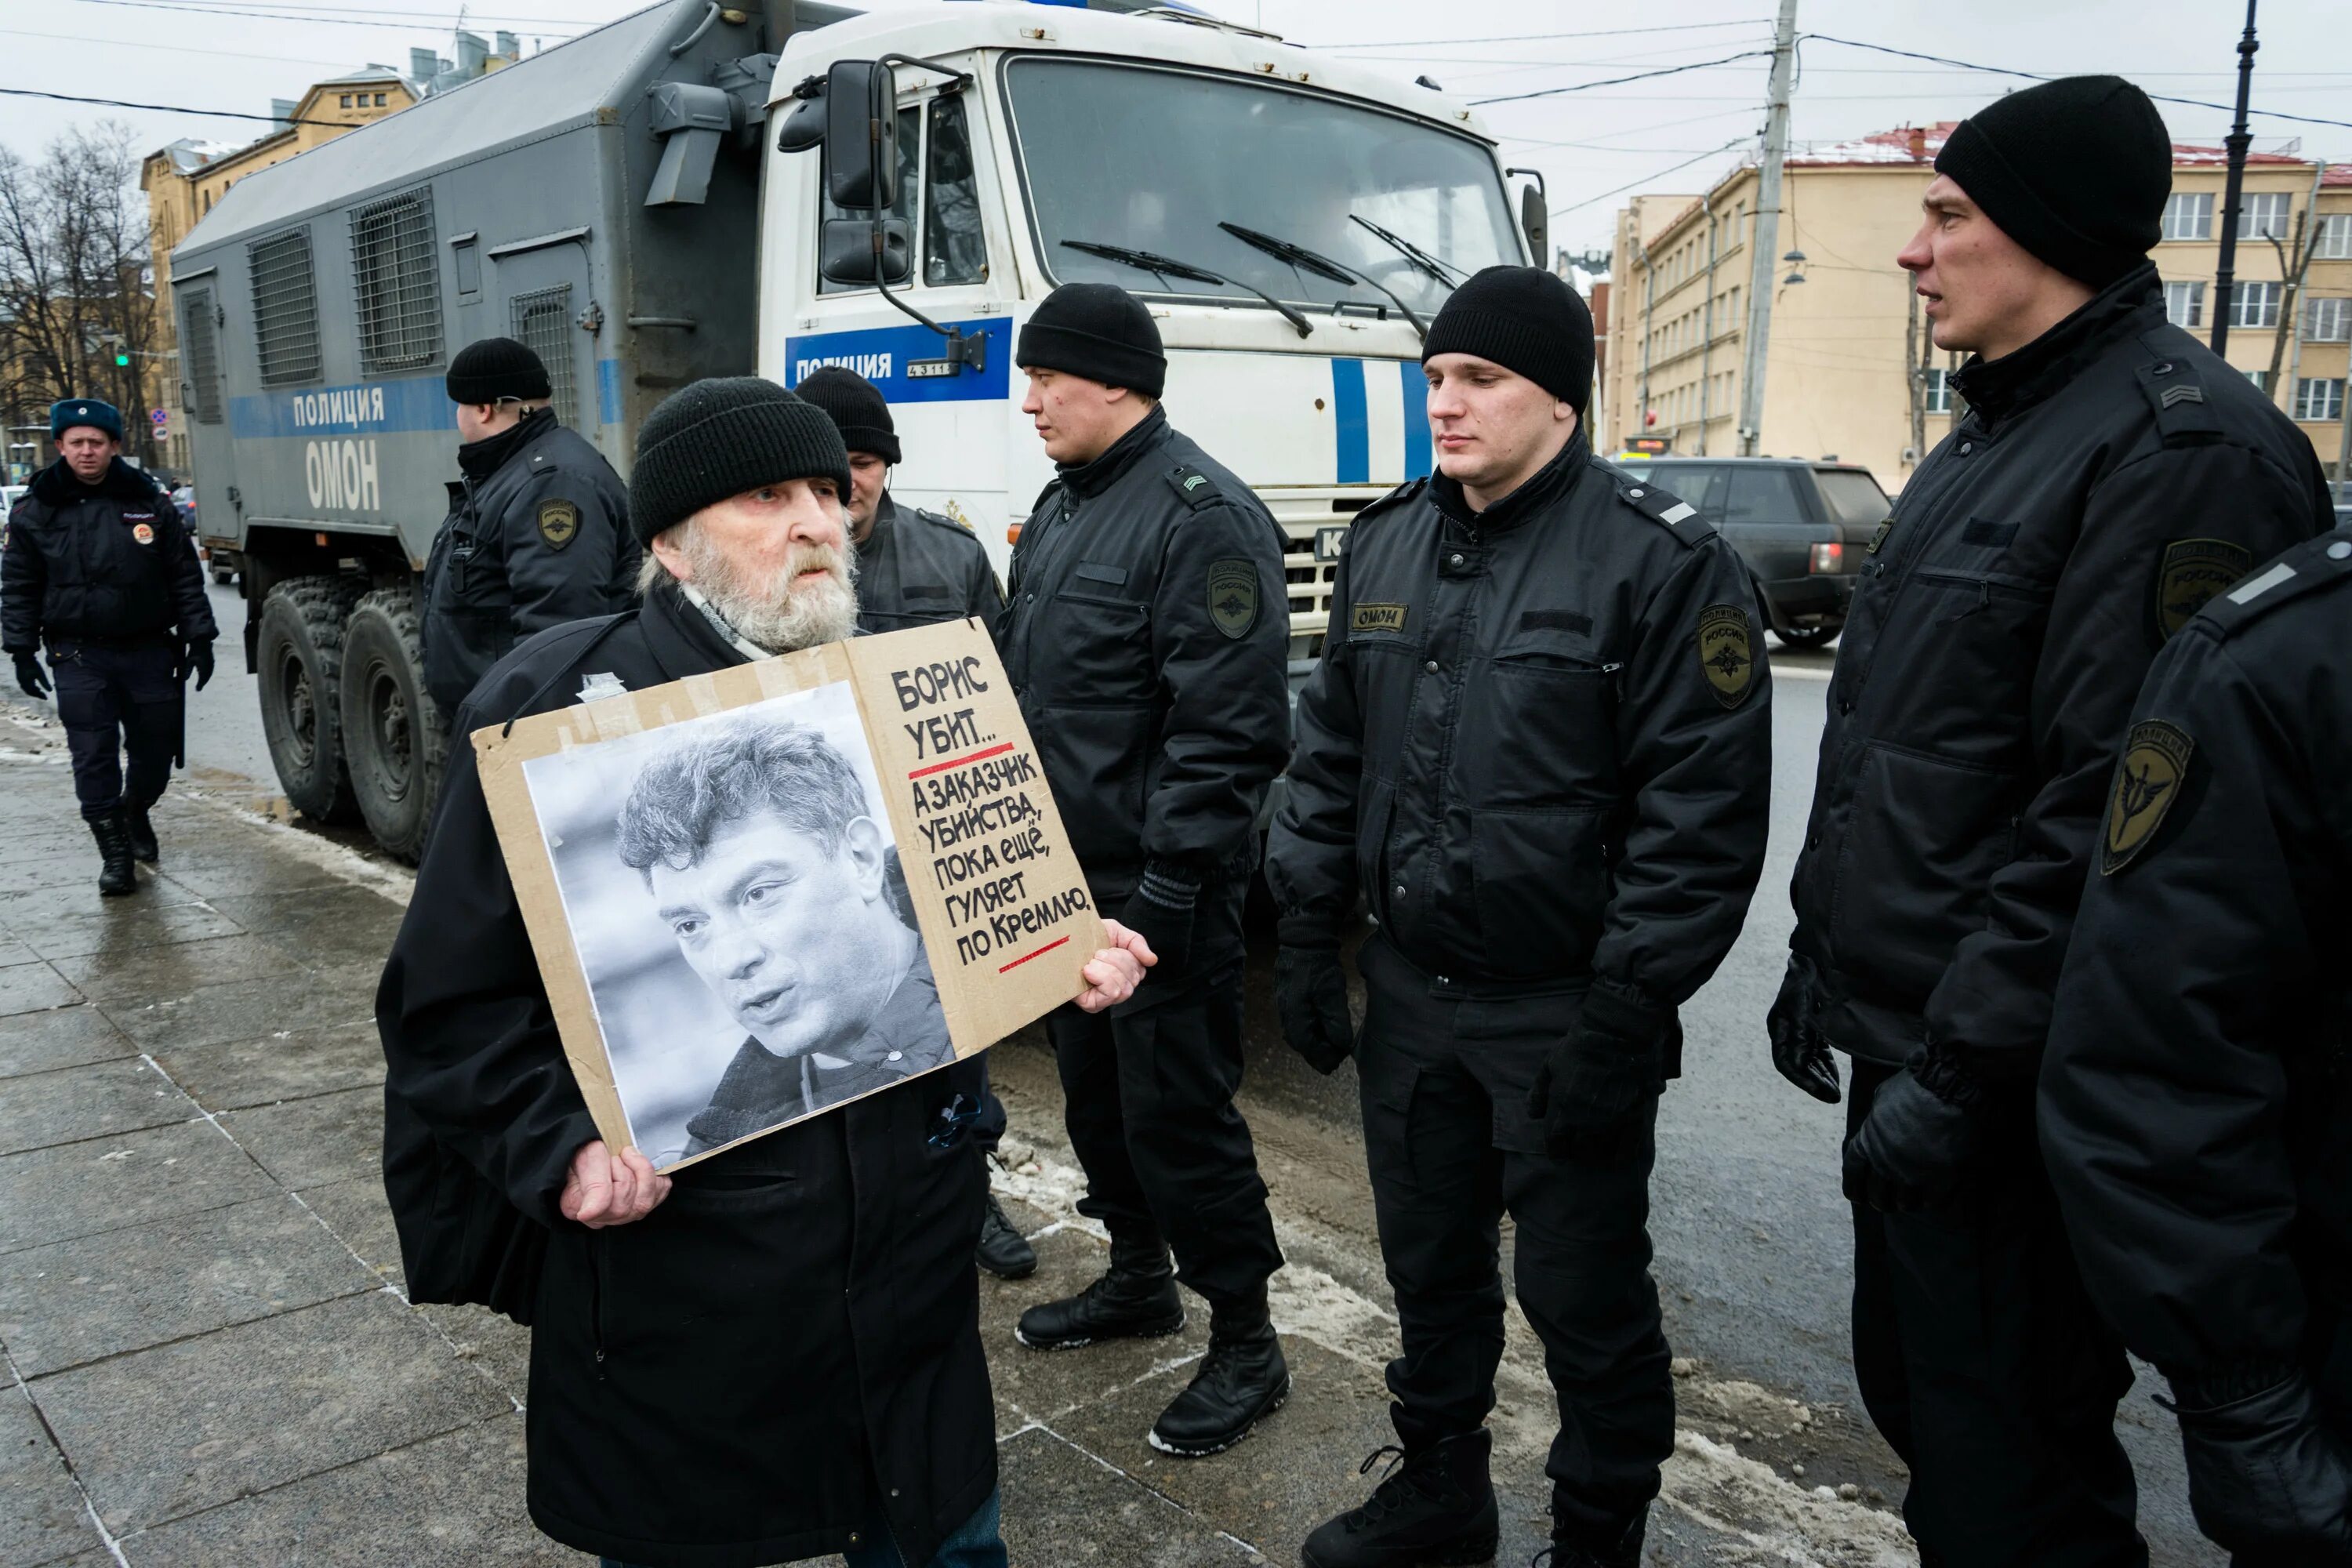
[2210,0,2259,358]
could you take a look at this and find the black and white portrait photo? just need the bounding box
[522,681,953,1166]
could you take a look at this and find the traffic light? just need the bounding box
[114,350,129,368]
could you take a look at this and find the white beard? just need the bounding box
[678,522,861,653]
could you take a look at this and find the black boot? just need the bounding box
[976,1192,1038,1280]
[1149,1314,1290,1457]
[90,812,137,897]
[1301,1428,1498,1568]
[1015,1235,1184,1350]
[1534,1507,1645,1568]
[120,800,158,864]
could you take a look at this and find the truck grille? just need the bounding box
[1263,488,1383,662]
[350,187,442,375]
[248,227,321,387]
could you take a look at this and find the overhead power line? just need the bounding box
[0,24,352,65]
[1472,51,1776,107]
[1548,137,1756,217]
[1803,34,2352,133]
[69,0,583,31]
[0,86,353,126]
[1316,18,1773,49]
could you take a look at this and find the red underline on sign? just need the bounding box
[998,935,1070,974]
[907,741,1016,780]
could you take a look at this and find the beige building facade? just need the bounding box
[1606,125,2352,492]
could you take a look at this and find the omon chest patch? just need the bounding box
[2101,720,2194,874]
[1207,558,1258,639]
[1696,604,1755,708]
[1352,603,1407,633]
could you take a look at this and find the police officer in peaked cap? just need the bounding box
[2043,528,2352,1565]
[2,398,216,894]
[1267,266,1772,1568]
[794,364,1033,1283]
[997,281,1293,1459]
[420,337,637,722]
[1766,76,2334,1563]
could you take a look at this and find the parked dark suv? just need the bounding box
[1612,456,1890,648]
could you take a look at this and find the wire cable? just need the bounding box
[1548,137,1756,217]
[1314,19,1773,49]
[0,85,354,126]
[1472,51,1776,107]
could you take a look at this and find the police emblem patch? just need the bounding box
[1207,558,1258,640]
[131,522,154,544]
[2156,538,2252,640]
[538,499,580,550]
[1352,603,1407,633]
[2101,719,2194,875]
[1696,604,1755,708]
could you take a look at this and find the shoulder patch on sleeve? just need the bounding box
[536,499,579,550]
[2101,719,2194,874]
[1696,603,1756,707]
[2155,537,2253,641]
[2136,358,2227,448]
[1207,558,1260,639]
[1618,479,1716,546]
[1167,465,1225,512]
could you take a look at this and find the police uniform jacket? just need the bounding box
[2042,529,2352,1406]
[378,575,992,1568]
[855,492,1005,636]
[419,408,637,713]
[1264,428,1772,1014]
[1,458,216,652]
[998,405,1289,902]
[1786,262,2331,1078]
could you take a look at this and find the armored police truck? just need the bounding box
[171,0,1539,859]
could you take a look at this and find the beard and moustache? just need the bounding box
[675,520,861,654]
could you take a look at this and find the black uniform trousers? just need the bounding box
[1354,937,1671,1537]
[48,636,180,822]
[1047,877,1280,1310]
[1846,1058,2144,1567]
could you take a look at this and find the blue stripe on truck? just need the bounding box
[784,318,1011,404]
[1399,358,1432,480]
[598,358,622,427]
[226,374,450,439]
[1330,358,1369,485]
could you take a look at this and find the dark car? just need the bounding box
[1612,456,1889,648]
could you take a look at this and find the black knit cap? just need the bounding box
[445,336,551,405]
[627,376,851,546]
[1017,282,1166,397]
[1935,77,2171,285]
[793,365,900,465]
[1421,266,1595,412]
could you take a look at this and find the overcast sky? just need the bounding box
[5,0,2343,259]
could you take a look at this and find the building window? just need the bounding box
[510,285,577,425]
[2238,191,2292,240]
[1923,367,1952,415]
[2317,213,2352,261]
[339,94,352,108]
[2303,295,2351,343]
[248,226,322,386]
[2162,193,2214,242]
[181,287,223,423]
[2243,368,2270,394]
[349,186,442,373]
[2227,280,2281,330]
[2163,279,2205,328]
[923,94,985,286]
[374,93,387,107]
[2293,377,2345,423]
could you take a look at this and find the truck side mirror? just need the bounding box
[775,80,826,154]
[1519,183,1548,269]
[821,217,912,286]
[824,59,896,211]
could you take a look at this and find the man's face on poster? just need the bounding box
[648,809,898,1062]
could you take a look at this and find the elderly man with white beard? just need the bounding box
[378,377,1156,1568]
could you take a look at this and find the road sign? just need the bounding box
[150,408,168,425]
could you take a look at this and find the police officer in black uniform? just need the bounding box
[1267,267,1771,1568]
[420,337,636,718]
[2,398,215,895]
[998,282,1292,1457]
[794,365,1033,1282]
[2042,529,2352,1565]
[1766,78,2334,1566]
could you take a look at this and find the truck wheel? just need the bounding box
[339,588,446,863]
[256,578,364,825]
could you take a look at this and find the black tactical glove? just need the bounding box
[1766,953,1841,1104]
[1118,860,1199,981]
[2169,1370,2352,1562]
[180,637,215,691]
[1274,914,1353,1074]
[1841,1048,1982,1212]
[1528,982,1670,1163]
[12,652,49,700]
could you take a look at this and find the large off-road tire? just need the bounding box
[339,587,447,863]
[256,577,365,825]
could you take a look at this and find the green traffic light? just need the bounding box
[114,353,130,367]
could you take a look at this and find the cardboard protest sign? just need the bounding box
[472,618,1104,1171]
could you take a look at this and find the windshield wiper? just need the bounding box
[1218,220,1427,339]
[1060,239,1313,339]
[1348,215,1468,292]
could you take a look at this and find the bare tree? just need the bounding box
[0,123,162,475]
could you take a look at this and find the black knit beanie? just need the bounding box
[628,377,851,546]
[445,337,551,405]
[1017,282,1166,397]
[1935,77,2170,285]
[793,365,901,465]
[1421,266,1595,412]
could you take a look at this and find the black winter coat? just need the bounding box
[2,458,216,652]
[1265,429,1771,1007]
[1786,263,2332,1076]
[855,492,1006,636]
[419,409,637,713]
[998,406,1290,902]
[2042,528,2352,1400]
[378,577,993,1568]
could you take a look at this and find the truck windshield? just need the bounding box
[1002,57,1519,320]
